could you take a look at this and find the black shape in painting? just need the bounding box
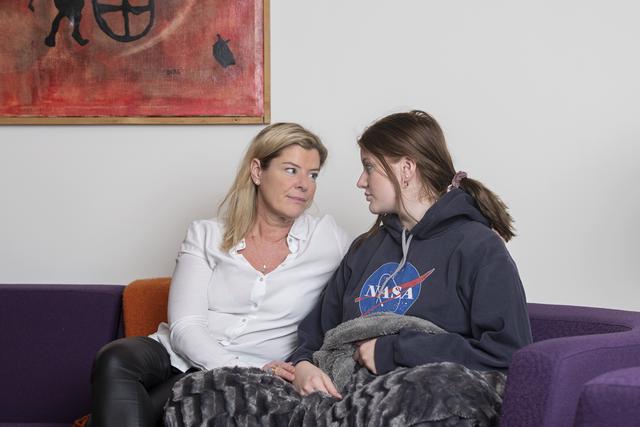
[213,34,236,68]
[93,0,155,43]
[29,0,155,47]
[40,0,90,47]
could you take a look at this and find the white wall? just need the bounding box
[1,0,639,310]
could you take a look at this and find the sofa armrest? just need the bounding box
[501,327,640,426]
[574,366,640,427]
[123,277,171,337]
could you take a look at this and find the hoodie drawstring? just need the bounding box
[376,228,413,304]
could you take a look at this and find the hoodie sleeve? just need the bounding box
[288,248,352,365]
[374,247,533,374]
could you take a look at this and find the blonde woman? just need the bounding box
[87,123,351,427]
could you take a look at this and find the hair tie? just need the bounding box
[447,171,467,192]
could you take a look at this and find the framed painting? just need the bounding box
[0,0,270,124]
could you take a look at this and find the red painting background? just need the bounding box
[0,0,264,117]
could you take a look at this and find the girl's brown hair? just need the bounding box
[357,110,515,241]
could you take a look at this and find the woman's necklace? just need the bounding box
[246,232,289,274]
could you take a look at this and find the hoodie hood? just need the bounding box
[382,188,489,243]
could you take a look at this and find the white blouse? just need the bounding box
[150,213,351,372]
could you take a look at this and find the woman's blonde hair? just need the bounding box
[219,123,327,251]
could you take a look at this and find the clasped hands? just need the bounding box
[262,338,377,400]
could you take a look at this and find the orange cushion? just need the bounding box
[123,277,171,337]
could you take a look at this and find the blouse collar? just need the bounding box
[231,213,311,254]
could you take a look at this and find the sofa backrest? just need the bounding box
[527,302,639,342]
[0,284,123,424]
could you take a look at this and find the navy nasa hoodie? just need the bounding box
[289,188,533,374]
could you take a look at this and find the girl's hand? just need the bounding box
[293,361,342,399]
[262,360,295,382]
[353,338,378,374]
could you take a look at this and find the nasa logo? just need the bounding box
[355,262,435,316]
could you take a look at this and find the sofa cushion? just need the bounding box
[0,285,123,424]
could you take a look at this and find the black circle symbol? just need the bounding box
[93,0,155,43]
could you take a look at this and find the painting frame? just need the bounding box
[0,0,270,125]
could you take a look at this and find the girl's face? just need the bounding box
[356,148,400,215]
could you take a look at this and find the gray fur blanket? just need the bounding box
[313,313,445,391]
[165,314,506,426]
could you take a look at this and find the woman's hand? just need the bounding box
[262,360,295,383]
[353,338,377,374]
[293,361,342,399]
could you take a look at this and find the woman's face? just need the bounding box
[356,148,400,215]
[253,145,321,221]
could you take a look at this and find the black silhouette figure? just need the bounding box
[38,0,90,47]
[213,34,236,68]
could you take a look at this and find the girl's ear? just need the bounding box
[401,156,417,181]
[250,158,262,185]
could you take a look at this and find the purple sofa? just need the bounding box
[1,284,639,427]
[0,285,123,427]
[501,303,640,427]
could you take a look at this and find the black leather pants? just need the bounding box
[88,336,188,427]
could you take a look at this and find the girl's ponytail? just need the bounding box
[459,177,515,241]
